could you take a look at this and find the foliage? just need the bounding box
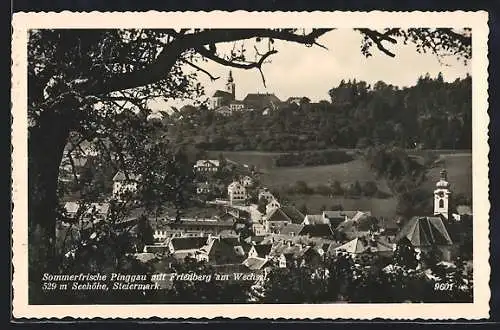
[180,74,471,152]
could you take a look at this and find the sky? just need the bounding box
[147,29,470,112]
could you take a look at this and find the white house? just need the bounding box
[240,175,254,188]
[228,181,246,205]
[266,199,281,215]
[277,254,287,268]
[258,188,275,203]
[112,171,139,200]
[194,159,220,173]
[153,229,169,242]
[252,222,267,236]
[196,182,212,195]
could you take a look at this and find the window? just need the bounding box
[439,199,444,208]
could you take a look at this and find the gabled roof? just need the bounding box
[64,202,80,214]
[170,237,208,251]
[243,257,268,270]
[267,206,305,224]
[113,171,140,182]
[228,181,245,190]
[323,210,371,220]
[334,237,367,254]
[208,237,246,264]
[243,93,281,104]
[215,105,231,113]
[395,216,453,247]
[299,224,334,238]
[195,159,220,167]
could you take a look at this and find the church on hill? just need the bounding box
[209,70,283,115]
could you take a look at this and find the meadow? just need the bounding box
[208,150,472,219]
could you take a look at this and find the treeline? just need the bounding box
[167,73,471,152]
[364,146,428,195]
[275,150,353,167]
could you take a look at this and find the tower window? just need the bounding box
[439,199,444,208]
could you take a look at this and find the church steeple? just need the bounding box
[226,70,235,99]
[434,169,451,219]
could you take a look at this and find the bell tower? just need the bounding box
[225,70,235,100]
[434,169,451,219]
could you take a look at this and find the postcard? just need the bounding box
[11,10,490,319]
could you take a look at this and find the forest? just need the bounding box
[166,73,472,152]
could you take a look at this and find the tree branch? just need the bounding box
[181,59,220,81]
[84,29,333,95]
[358,28,397,57]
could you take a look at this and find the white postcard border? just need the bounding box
[11,10,490,319]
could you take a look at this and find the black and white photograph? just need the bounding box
[11,11,490,319]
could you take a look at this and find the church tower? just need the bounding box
[225,70,235,100]
[434,169,451,219]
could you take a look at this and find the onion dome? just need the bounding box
[436,169,450,189]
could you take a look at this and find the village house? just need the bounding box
[112,171,140,200]
[393,169,459,261]
[194,159,220,173]
[196,181,213,195]
[258,188,275,203]
[299,223,335,239]
[214,105,232,117]
[251,221,267,236]
[239,175,255,188]
[160,218,236,237]
[166,236,212,262]
[395,216,455,261]
[278,223,304,237]
[266,205,305,232]
[320,210,372,227]
[265,199,281,215]
[248,244,273,259]
[242,256,269,271]
[207,236,249,265]
[229,100,246,112]
[63,202,110,223]
[228,181,247,205]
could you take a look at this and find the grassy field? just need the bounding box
[210,150,472,195]
[421,153,473,198]
[207,150,472,220]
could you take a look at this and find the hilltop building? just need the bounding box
[209,70,282,114]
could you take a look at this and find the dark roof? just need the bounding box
[213,90,233,98]
[278,223,304,236]
[170,237,208,251]
[395,216,453,247]
[268,206,305,224]
[254,244,272,257]
[212,263,250,275]
[243,93,281,109]
[299,224,334,238]
[209,237,246,264]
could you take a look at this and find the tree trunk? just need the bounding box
[28,111,70,304]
